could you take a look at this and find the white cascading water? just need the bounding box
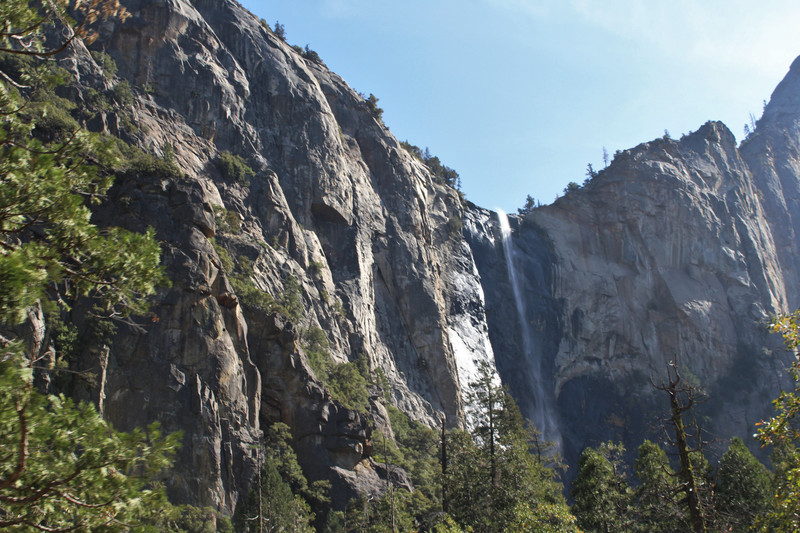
[496,209,561,448]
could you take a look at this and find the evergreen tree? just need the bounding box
[443,429,489,530]
[445,361,572,532]
[517,194,537,216]
[571,443,634,533]
[633,440,688,532]
[713,437,772,532]
[508,501,579,533]
[0,363,181,530]
[0,0,163,325]
[0,1,179,529]
[236,424,322,532]
[238,459,314,533]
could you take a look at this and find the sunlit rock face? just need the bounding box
[742,55,800,309]
[67,0,479,510]
[54,0,800,511]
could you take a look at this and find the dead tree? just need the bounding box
[652,360,710,533]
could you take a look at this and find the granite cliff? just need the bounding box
[37,0,800,513]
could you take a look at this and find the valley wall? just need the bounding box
[42,0,800,510]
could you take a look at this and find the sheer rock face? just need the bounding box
[72,0,472,511]
[501,122,791,465]
[742,55,800,309]
[60,0,800,512]
[462,120,793,466]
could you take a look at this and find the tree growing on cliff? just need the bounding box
[273,21,286,40]
[399,141,461,190]
[517,194,538,216]
[364,93,384,123]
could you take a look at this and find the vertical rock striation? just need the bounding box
[465,120,793,468]
[67,0,482,510]
[48,0,800,511]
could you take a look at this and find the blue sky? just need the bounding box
[239,0,800,213]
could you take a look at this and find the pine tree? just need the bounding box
[571,443,634,533]
[236,424,320,532]
[0,1,177,529]
[714,437,772,532]
[633,440,688,532]
[445,361,573,532]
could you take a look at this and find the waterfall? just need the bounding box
[496,210,561,448]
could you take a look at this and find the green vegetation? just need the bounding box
[568,337,800,533]
[400,140,462,190]
[0,368,182,529]
[230,276,275,314]
[237,423,330,532]
[569,434,778,533]
[216,150,255,186]
[633,440,686,532]
[754,310,800,531]
[213,205,242,234]
[335,360,574,532]
[309,260,325,277]
[302,327,370,411]
[273,21,286,40]
[517,194,540,215]
[7,1,800,532]
[447,213,463,237]
[571,443,634,532]
[448,361,573,532]
[124,144,184,180]
[302,44,323,64]
[0,1,182,529]
[210,232,305,322]
[91,49,118,79]
[327,362,370,412]
[364,93,384,123]
[279,275,304,321]
[715,437,772,532]
[0,20,165,326]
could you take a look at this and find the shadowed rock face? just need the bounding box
[465,120,793,469]
[49,0,800,512]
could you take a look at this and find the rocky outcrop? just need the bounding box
[49,0,800,513]
[56,0,479,511]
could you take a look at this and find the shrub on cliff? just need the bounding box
[216,150,255,186]
[400,140,462,190]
